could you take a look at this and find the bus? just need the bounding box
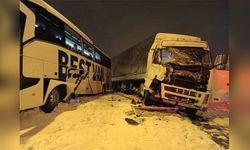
[20,0,111,113]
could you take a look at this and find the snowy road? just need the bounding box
[20,93,229,150]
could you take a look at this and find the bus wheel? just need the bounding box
[40,88,60,113]
[143,90,153,106]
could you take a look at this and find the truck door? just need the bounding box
[145,49,165,88]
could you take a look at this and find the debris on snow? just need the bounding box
[125,118,139,126]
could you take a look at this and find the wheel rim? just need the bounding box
[49,90,59,105]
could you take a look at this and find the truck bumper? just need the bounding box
[161,83,209,110]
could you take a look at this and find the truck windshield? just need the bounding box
[160,47,212,67]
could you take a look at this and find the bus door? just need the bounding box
[20,3,44,110]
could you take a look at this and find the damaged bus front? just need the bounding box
[144,33,212,114]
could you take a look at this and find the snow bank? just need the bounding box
[212,118,229,127]
[20,94,223,150]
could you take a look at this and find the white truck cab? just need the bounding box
[143,33,212,114]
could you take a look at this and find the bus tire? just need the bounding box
[40,88,60,113]
[143,90,152,106]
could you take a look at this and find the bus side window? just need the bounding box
[101,52,111,68]
[82,42,94,60]
[102,54,110,68]
[20,11,26,43]
[94,48,101,64]
[93,47,111,68]
[23,1,64,46]
[64,26,83,54]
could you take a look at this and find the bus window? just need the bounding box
[23,1,64,46]
[20,11,26,43]
[95,51,101,62]
[83,42,94,60]
[94,47,101,64]
[99,51,111,68]
[104,56,111,68]
[64,26,82,54]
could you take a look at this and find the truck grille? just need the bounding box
[164,93,196,104]
[173,77,196,89]
[161,83,208,106]
[164,86,200,98]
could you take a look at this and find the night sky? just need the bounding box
[45,0,228,57]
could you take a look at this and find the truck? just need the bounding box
[112,33,213,114]
[208,53,229,111]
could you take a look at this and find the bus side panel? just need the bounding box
[20,79,44,110]
[96,81,102,93]
[90,67,98,94]
[75,80,90,95]
[44,61,58,79]
[89,69,97,94]
[75,68,98,95]
[75,62,108,95]
[23,56,44,78]
[92,81,101,94]
[23,41,59,66]
[20,56,45,110]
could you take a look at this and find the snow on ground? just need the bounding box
[20,93,227,150]
[211,118,229,127]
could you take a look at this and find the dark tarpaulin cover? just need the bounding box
[111,36,155,78]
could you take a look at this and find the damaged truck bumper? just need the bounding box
[161,83,209,110]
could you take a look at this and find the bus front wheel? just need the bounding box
[40,88,60,113]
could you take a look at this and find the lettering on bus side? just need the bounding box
[58,50,104,81]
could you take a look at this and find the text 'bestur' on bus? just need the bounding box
[20,0,111,113]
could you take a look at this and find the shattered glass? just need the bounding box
[161,47,212,67]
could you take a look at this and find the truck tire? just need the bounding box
[40,88,60,113]
[185,108,198,115]
[143,90,153,106]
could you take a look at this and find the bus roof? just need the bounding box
[29,0,93,44]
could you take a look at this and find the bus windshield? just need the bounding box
[160,47,212,67]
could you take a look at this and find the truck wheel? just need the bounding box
[40,88,60,113]
[185,108,198,115]
[143,90,152,106]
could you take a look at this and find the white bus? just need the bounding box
[20,0,111,112]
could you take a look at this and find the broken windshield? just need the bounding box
[160,47,212,67]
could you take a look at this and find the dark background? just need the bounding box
[45,0,229,58]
